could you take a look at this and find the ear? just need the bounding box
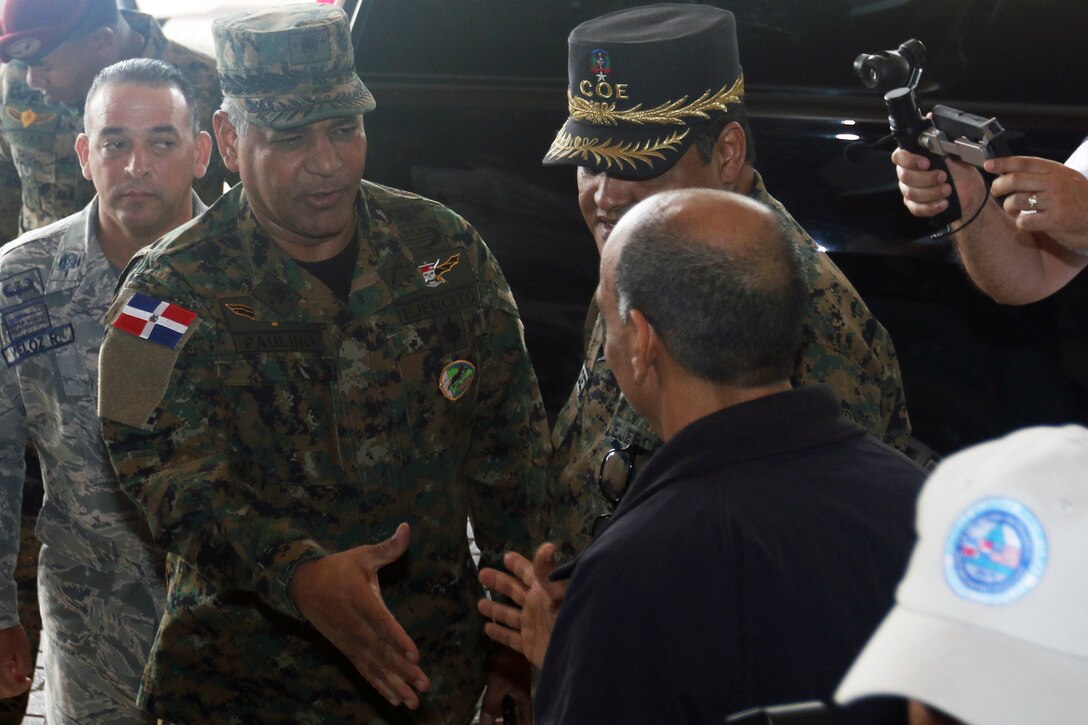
[212,110,240,173]
[88,26,116,59]
[192,130,213,180]
[74,133,92,181]
[626,308,661,386]
[712,120,748,187]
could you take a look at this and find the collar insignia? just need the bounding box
[5,106,57,128]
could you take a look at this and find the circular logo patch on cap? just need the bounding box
[944,496,1047,605]
[439,360,476,401]
[6,37,42,61]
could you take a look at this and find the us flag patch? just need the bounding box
[112,292,197,349]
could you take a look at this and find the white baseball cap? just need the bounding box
[835,425,1088,725]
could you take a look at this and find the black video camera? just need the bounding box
[854,40,1010,228]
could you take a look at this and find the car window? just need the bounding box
[354,0,1087,108]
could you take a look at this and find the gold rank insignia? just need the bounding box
[5,107,57,128]
[225,302,257,320]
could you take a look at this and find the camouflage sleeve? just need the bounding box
[0,334,28,627]
[792,330,911,451]
[99,272,331,621]
[461,230,550,571]
[0,135,23,245]
[877,336,911,451]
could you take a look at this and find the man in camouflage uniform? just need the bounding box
[98,6,547,724]
[0,58,213,723]
[541,4,913,560]
[0,0,230,243]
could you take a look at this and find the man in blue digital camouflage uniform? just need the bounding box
[0,58,212,723]
[98,5,548,723]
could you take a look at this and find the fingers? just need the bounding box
[478,567,528,606]
[0,662,30,699]
[478,596,522,631]
[346,631,429,709]
[984,155,1057,176]
[893,152,952,217]
[482,620,525,654]
[891,147,932,171]
[0,627,31,698]
[479,682,505,725]
[1002,191,1041,217]
[369,522,411,570]
[0,678,30,699]
[501,550,536,588]
[338,607,429,708]
[531,542,557,578]
[531,543,568,602]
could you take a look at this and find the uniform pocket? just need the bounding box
[397,343,478,458]
[217,353,341,485]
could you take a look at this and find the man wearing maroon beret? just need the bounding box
[0,0,228,242]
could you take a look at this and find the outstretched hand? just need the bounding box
[0,625,31,699]
[477,542,567,669]
[291,523,430,709]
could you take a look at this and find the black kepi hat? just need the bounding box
[543,3,743,180]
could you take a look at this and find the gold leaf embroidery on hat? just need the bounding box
[568,74,744,127]
[545,129,690,171]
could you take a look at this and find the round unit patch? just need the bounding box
[943,496,1047,605]
[439,359,476,401]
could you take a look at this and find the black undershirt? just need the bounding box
[296,233,359,303]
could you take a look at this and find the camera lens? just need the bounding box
[853,51,912,91]
[853,54,884,89]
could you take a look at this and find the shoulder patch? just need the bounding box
[111,292,197,349]
[1,268,43,306]
[99,291,200,430]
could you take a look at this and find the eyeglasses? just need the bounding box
[591,439,636,538]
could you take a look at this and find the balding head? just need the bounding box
[601,188,805,387]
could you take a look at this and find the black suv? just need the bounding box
[349,0,1088,456]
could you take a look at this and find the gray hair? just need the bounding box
[614,204,805,387]
[219,96,251,137]
[84,58,200,136]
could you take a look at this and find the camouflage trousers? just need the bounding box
[0,512,41,725]
[38,545,164,725]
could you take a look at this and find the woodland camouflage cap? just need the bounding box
[212,4,375,130]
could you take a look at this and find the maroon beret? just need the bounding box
[0,0,97,63]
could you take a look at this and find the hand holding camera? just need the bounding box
[855,39,1010,229]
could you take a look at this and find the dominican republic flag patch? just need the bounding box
[112,292,197,349]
